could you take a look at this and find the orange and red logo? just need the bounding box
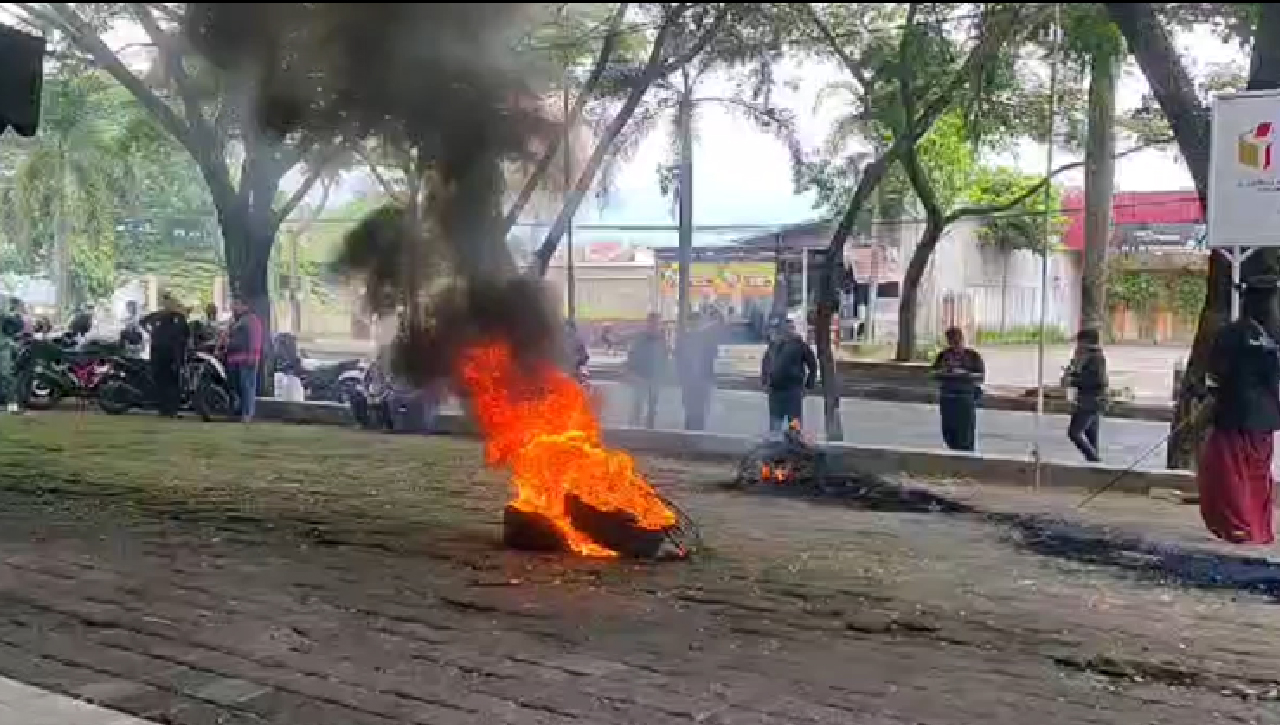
[1239,121,1274,170]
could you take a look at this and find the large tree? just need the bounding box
[1104,2,1279,468]
[801,2,1041,438]
[15,3,340,328]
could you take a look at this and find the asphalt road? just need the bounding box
[591,380,1181,471]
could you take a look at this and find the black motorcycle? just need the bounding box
[96,355,156,415]
[298,357,365,404]
[18,335,121,410]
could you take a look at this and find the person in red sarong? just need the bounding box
[1198,278,1280,545]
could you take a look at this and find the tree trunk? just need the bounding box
[895,219,944,361]
[1107,2,1280,468]
[676,78,694,335]
[1080,47,1117,335]
[999,251,1009,333]
[816,155,895,441]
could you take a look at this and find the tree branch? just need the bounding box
[1104,3,1208,202]
[945,139,1173,223]
[656,5,730,77]
[803,4,870,91]
[501,2,629,232]
[356,147,403,202]
[274,151,343,226]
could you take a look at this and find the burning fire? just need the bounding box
[456,341,677,557]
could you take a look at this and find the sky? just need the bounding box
[61,12,1251,248]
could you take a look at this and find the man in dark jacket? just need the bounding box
[141,292,189,417]
[625,313,667,429]
[678,312,720,430]
[1063,328,1108,462]
[761,319,817,431]
[931,326,985,451]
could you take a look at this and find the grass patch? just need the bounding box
[0,413,510,548]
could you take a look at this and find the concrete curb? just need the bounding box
[253,399,1194,495]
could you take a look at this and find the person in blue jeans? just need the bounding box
[226,296,264,422]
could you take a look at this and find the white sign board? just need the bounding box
[1210,90,1280,248]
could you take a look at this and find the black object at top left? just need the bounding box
[0,23,45,138]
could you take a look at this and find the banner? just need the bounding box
[657,262,775,297]
[1209,91,1280,248]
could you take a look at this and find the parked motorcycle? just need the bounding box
[189,349,240,421]
[18,335,121,410]
[271,334,366,403]
[96,355,155,415]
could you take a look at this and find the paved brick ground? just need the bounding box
[0,420,1278,723]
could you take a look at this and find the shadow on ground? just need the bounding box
[724,473,1280,600]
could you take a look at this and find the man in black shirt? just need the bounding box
[141,293,189,417]
[761,319,817,431]
[931,326,985,451]
[1064,328,1108,462]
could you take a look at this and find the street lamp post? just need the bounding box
[1032,3,1062,490]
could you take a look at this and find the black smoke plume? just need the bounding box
[186,3,565,383]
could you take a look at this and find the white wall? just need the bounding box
[884,218,1078,344]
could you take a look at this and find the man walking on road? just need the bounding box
[931,326,985,451]
[625,313,667,429]
[761,319,817,431]
[226,296,264,423]
[1063,328,1108,462]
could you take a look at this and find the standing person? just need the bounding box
[678,312,720,430]
[931,327,985,452]
[141,292,189,418]
[1063,328,1108,462]
[1197,278,1280,545]
[761,319,817,431]
[0,313,22,413]
[226,296,265,423]
[563,320,589,381]
[625,313,667,429]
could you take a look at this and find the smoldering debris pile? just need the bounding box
[186,3,564,382]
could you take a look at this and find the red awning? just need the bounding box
[1060,189,1204,250]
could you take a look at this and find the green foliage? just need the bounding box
[1107,269,1161,312]
[966,166,1065,253]
[1169,273,1206,320]
[1106,264,1206,321]
[4,67,135,306]
[972,324,1069,346]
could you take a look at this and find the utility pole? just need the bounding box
[562,77,577,321]
[1032,3,1062,490]
[676,68,695,336]
[290,227,301,334]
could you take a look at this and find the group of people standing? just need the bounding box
[928,325,1109,464]
[138,292,264,421]
[623,311,727,431]
[623,313,818,433]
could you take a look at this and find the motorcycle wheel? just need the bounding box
[97,381,133,415]
[193,381,234,422]
[336,378,360,406]
[24,374,60,411]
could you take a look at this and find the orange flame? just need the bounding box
[456,341,676,557]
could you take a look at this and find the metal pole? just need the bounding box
[562,79,576,321]
[1230,246,1241,321]
[1033,4,1062,490]
[800,246,810,341]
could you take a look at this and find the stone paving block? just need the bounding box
[187,678,271,707]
